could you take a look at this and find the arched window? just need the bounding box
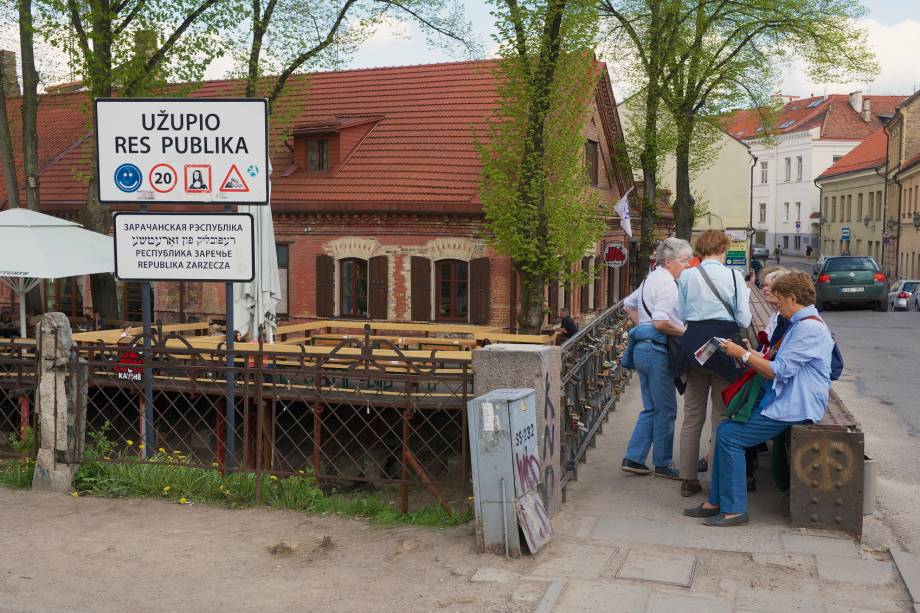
[436,259,468,321]
[340,258,368,317]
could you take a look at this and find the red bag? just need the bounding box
[721,367,757,405]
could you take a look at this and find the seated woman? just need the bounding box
[683,272,834,526]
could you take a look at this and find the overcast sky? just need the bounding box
[1,0,916,99]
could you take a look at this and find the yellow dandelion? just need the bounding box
[158,447,166,454]
[163,485,171,492]
[211,462,219,468]
[137,443,145,450]
[269,475,278,481]
[179,497,189,504]
[298,470,305,475]
[126,440,134,446]
[70,491,79,498]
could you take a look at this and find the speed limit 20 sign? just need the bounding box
[149,164,177,193]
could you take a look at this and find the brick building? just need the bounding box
[0,59,637,330]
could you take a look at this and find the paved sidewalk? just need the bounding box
[472,382,915,612]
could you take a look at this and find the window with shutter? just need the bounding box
[469,257,490,325]
[580,257,590,313]
[593,262,602,311]
[410,256,431,321]
[607,266,615,306]
[340,258,368,318]
[436,259,469,321]
[315,255,334,317]
[585,140,599,186]
[368,255,388,320]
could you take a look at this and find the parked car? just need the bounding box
[888,279,920,311]
[751,245,770,260]
[911,285,920,312]
[815,256,888,311]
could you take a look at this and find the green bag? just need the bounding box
[724,373,763,424]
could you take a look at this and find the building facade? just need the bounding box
[886,92,920,281]
[0,59,637,331]
[725,93,904,257]
[815,129,887,265]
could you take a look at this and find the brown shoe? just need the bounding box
[681,479,702,497]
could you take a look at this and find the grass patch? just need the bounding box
[69,423,471,527]
[0,457,34,488]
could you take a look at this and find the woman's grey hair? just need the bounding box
[657,237,693,264]
[763,268,789,287]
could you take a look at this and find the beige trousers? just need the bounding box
[679,366,730,481]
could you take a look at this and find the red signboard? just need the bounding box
[603,243,628,268]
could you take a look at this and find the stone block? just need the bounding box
[469,567,516,583]
[31,449,78,493]
[815,555,894,585]
[736,587,827,612]
[552,580,649,613]
[891,549,920,607]
[473,344,562,515]
[528,543,616,580]
[646,593,733,613]
[781,532,859,558]
[615,549,696,587]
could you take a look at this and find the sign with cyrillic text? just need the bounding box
[95,98,269,204]
[113,213,254,282]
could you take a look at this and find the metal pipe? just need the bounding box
[500,477,509,559]
[225,203,237,470]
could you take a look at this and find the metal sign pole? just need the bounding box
[140,204,154,458]
[225,203,236,470]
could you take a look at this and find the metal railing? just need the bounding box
[0,340,37,460]
[558,301,631,492]
[1,327,472,512]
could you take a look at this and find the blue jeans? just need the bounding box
[625,341,677,467]
[709,404,802,513]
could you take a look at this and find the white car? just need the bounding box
[888,279,920,311]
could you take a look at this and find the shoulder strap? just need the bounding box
[697,265,736,319]
[639,281,652,317]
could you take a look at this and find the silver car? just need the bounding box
[888,279,920,311]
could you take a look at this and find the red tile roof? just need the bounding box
[4,59,630,217]
[817,128,888,180]
[724,94,906,141]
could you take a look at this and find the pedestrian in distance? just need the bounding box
[620,237,691,480]
[672,230,752,497]
[684,272,833,526]
[558,307,579,341]
[775,244,782,264]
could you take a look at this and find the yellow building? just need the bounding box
[815,129,887,263]
[886,92,920,280]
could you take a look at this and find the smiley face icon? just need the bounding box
[114,163,143,193]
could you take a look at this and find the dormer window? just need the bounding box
[307,140,329,171]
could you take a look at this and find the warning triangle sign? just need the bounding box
[219,164,249,193]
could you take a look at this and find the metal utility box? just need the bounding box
[468,388,552,557]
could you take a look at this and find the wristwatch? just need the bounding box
[741,351,751,364]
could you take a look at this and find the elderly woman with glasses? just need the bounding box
[620,237,692,479]
[684,272,834,526]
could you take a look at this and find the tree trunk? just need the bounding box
[673,115,695,240]
[638,85,659,279]
[19,0,40,211]
[516,270,545,334]
[0,68,20,209]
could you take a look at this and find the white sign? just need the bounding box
[95,99,269,205]
[114,213,254,281]
[725,229,747,242]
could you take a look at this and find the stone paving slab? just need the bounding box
[469,567,516,583]
[551,580,649,613]
[735,587,829,611]
[816,555,895,585]
[590,517,686,548]
[752,552,816,570]
[528,542,617,580]
[782,532,860,558]
[891,549,920,607]
[615,549,696,587]
[645,593,733,613]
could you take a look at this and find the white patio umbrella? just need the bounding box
[233,166,281,343]
[0,208,114,338]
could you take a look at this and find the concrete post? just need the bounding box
[473,344,562,516]
[32,313,87,492]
